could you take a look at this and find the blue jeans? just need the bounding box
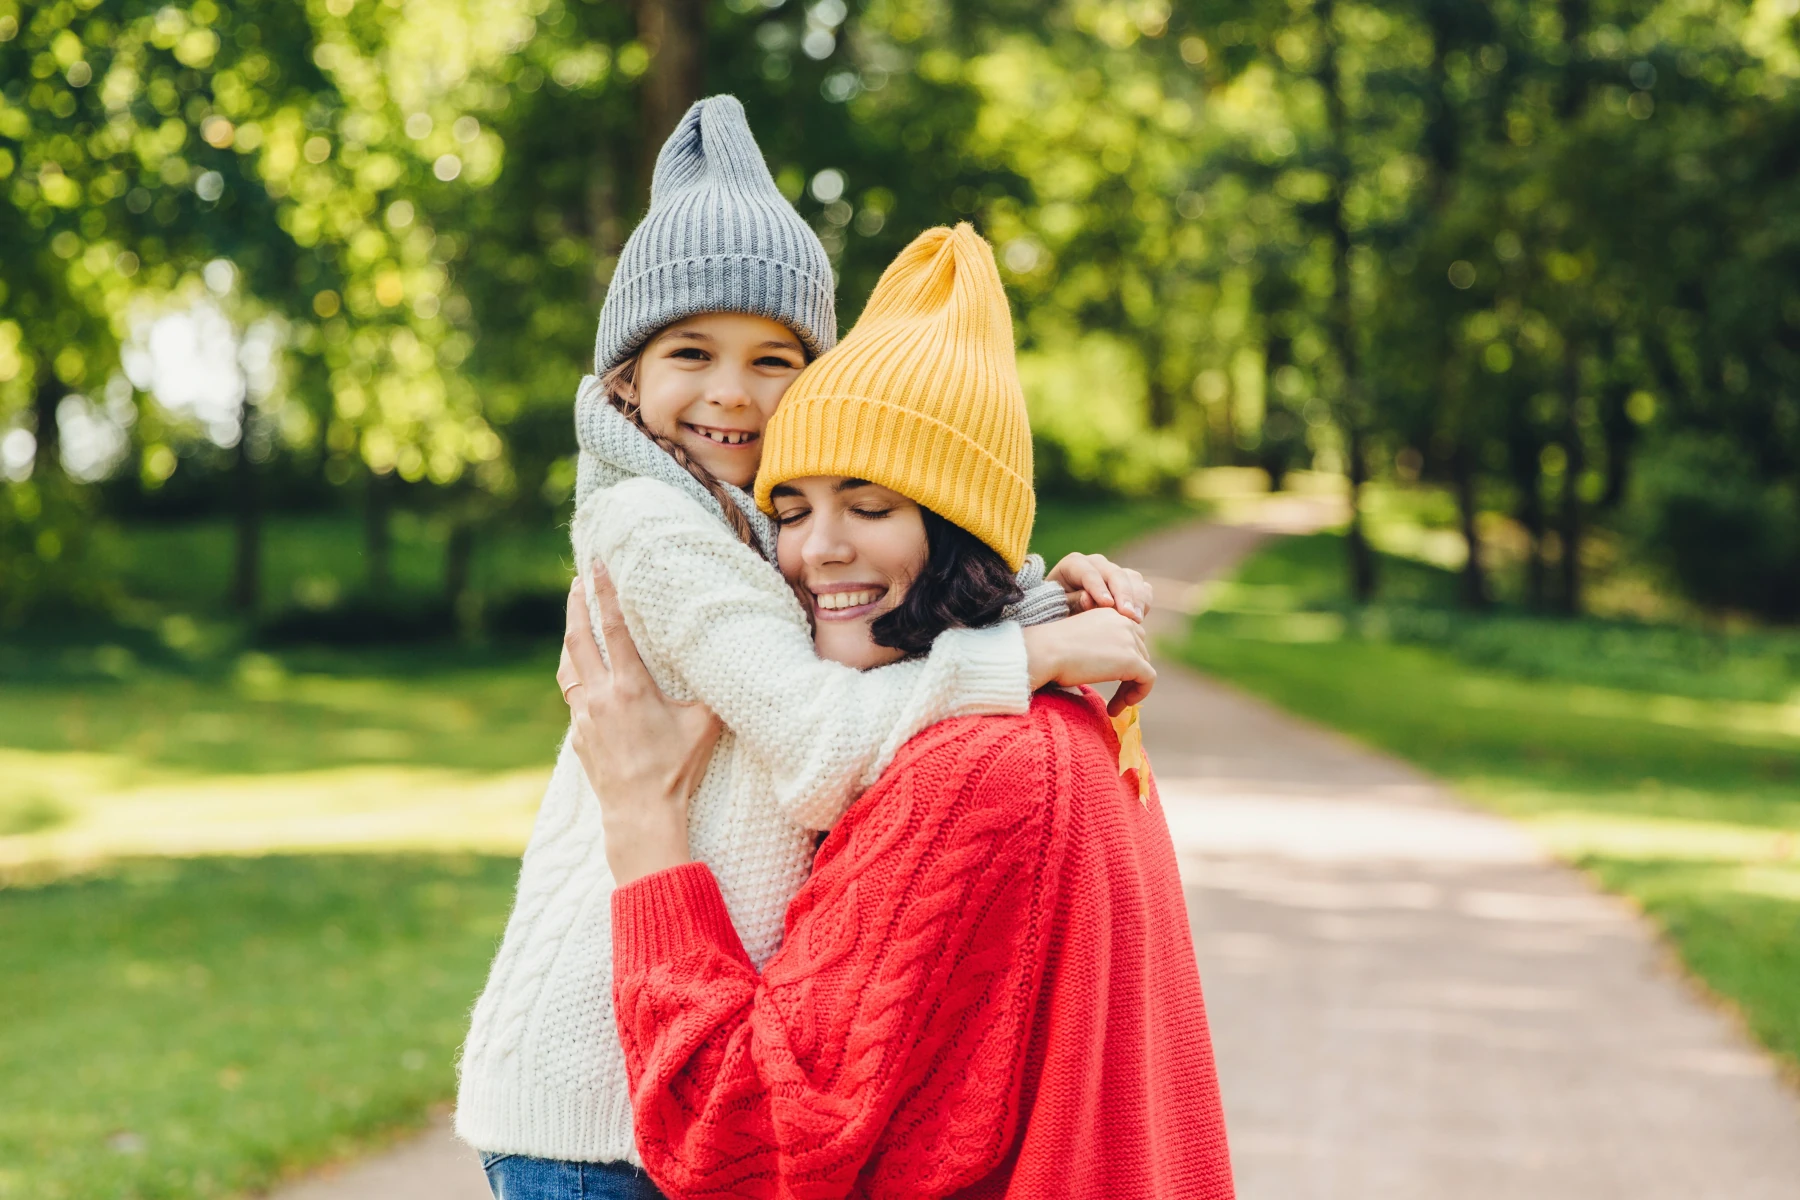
[480,1153,664,1200]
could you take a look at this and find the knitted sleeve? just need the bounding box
[575,476,1032,832]
[611,714,1065,1198]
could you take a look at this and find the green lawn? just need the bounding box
[1,495,1181,1197]
[1178,531,1800,1068]
[1,854,517,1200]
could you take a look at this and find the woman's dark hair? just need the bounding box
[869,507,1023,658]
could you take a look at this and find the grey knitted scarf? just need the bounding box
[571,374,1067,626]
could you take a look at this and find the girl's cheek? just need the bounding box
[631,364,690,439]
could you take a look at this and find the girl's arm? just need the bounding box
[576,477,1146,831]
[611,716,1063,1197]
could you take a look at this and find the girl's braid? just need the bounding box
[598,356,769,561]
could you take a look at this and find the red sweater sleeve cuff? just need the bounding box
[612,861,751,977]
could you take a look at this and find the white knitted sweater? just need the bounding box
[453,474,1041,1164]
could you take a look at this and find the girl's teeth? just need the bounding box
[818,590,878,611]
[697,428,755,445]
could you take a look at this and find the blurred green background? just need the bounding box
[3,0,1799,1195]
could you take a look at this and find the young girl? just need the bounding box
[455,96,1153,1198]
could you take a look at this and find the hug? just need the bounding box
[455,94,1234,1200]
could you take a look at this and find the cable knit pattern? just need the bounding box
[455,476,1054,1165]
[612,690,1235,1199]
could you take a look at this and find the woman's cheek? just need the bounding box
[775,533,805,589]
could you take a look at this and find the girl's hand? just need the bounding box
[562,565,723,886]
[1021,608,1156,716]
[1047,553,1153,623]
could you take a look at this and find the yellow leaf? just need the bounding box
[1110,704,1150,806]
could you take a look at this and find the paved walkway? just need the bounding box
[1125,514,1800,1199]
[266,506,1800,1199]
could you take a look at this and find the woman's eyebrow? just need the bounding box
[769,483,802,499]
[834,478,876,493]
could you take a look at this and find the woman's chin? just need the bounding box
[814,624,905,671]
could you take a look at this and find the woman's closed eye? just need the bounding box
[773,506,811,527]
[850,506,893,520]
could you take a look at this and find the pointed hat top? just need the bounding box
[650,95,785,202]
[754,223,1036,569]
[591,94,836,374]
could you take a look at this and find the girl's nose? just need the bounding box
[705,367,754,410]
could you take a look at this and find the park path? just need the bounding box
[264,501,1800,1200]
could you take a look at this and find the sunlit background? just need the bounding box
[3,0,1798,1196]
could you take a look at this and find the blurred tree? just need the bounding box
[8,0,1800,630]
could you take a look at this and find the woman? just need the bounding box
[563,226,1234,1199]
[457,98,1154,1198]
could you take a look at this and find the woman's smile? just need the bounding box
[810,582,889,619]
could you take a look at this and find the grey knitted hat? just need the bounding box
[593,95,838,372]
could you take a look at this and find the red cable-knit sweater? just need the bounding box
[611,688,1234,1199]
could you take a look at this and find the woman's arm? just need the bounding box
[576,477,1147,831]
[611,718,1063,1198]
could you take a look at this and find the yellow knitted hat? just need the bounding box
[754,223,1035,569]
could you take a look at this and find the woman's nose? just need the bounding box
[801,516,853,567]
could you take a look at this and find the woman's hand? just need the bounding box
[561,565,723,887]
[1046,553,1153,623]
[1021,607,1156,716]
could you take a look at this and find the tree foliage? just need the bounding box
[4,0,1799,622]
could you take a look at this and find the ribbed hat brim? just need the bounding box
[757,391,1036,570]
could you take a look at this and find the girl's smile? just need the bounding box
[685,423,762,447]
[629,313,806,488]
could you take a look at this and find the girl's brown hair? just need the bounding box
[599,351,769,560]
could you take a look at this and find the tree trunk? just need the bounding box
[1146,376,1176,429]
[365,469,392,594]
[1345,423,1375,603]
[1451,441,1489,610]
[31,372,60,479]
[231,407,261,613]
[636,0,706,192]
[444,519,475,613]
[1260,333,1292,490]
[1598,377,1635,509]
[1557,0,1591,121]
[1515,456,1547,610]
[1557,343,1584,615]
[1316,0,1375,604]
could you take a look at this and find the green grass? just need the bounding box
[1178,531,1800,1068]
[0,638,568,871]
[0,854,517,1200]
[1,495,1187,1196]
